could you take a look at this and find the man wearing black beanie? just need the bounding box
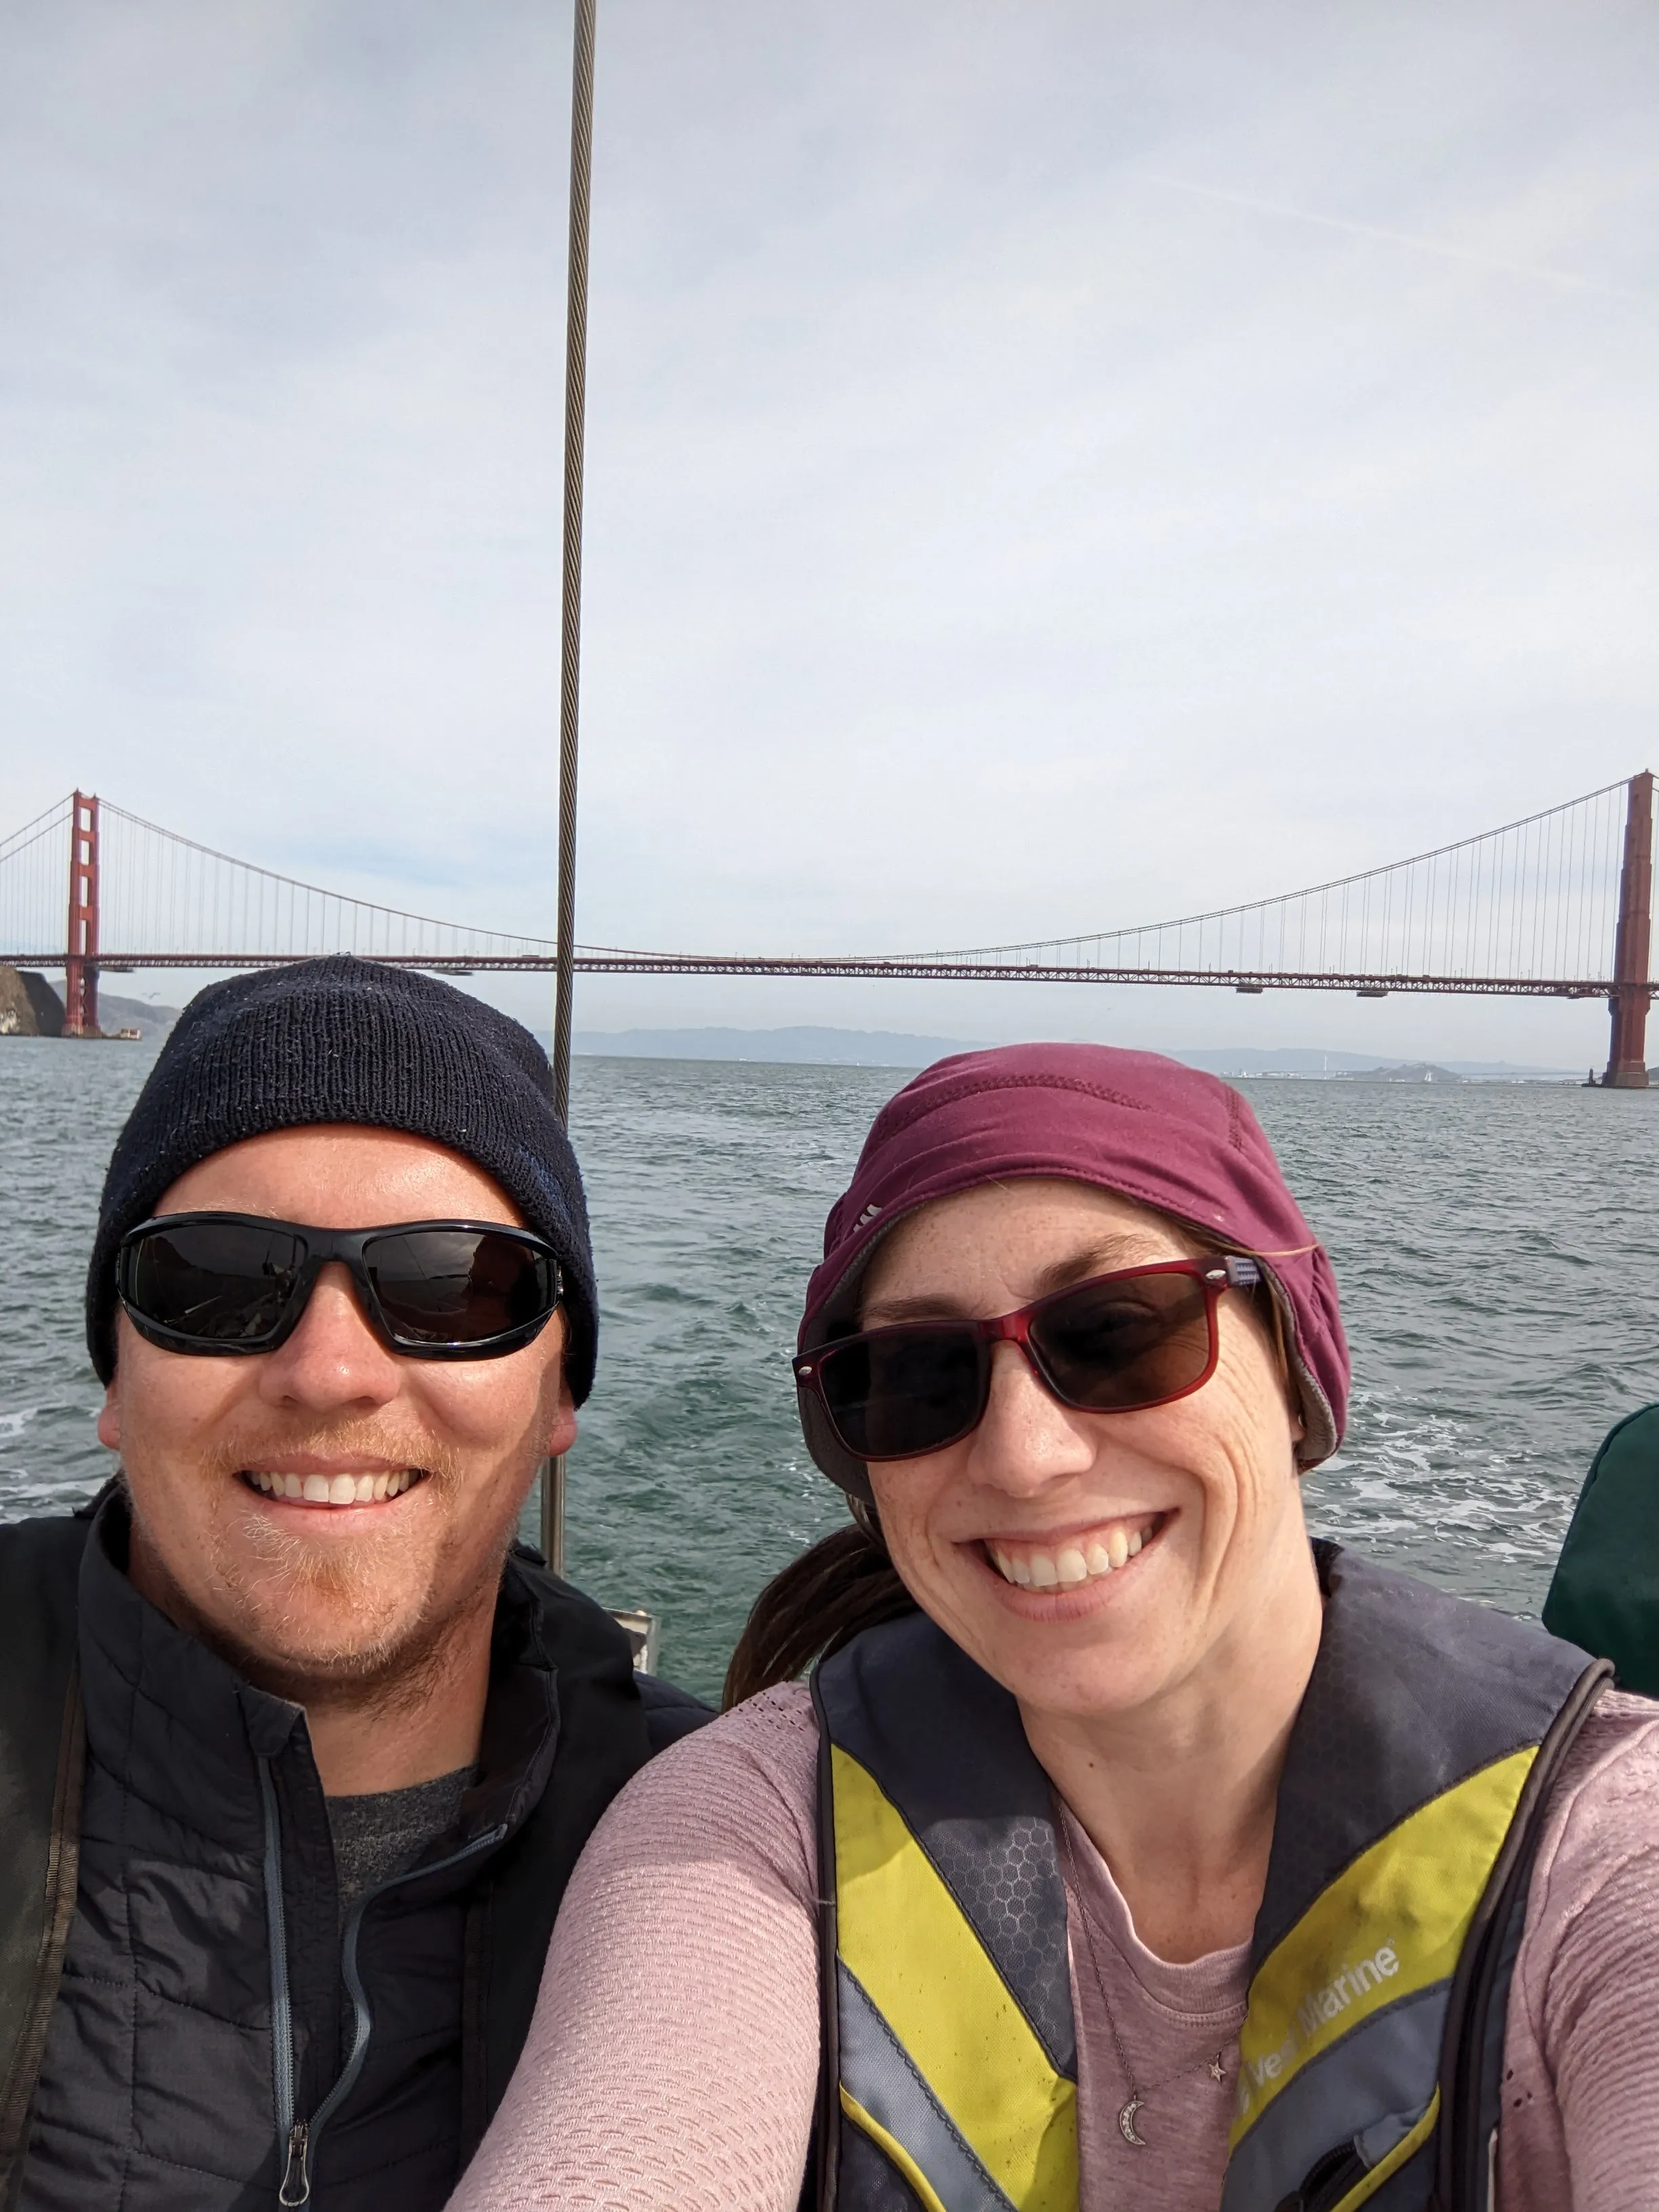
[0,958,706,2212]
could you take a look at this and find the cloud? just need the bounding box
[2,0,1658,1060]
[1134,173,1658,307]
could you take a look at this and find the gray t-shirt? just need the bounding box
[325,1765,475,1921]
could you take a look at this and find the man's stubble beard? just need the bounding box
[125,1429,531,1724]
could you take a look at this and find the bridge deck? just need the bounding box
[0,949,1618,999]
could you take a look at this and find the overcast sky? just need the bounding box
[3,0,1658,1063]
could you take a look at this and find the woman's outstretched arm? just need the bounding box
[450,1686,823,2212]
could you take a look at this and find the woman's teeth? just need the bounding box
[242,1469,420,1507]
[988,1518,1157,1590]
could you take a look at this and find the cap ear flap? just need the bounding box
[1288,1355,1338,1467]
[796,1382,875,1504]
[1256,1264,1338,1467]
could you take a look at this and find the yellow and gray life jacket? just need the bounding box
[809,1543,1607,2212]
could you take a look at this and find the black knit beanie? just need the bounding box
[86,957,598,1400]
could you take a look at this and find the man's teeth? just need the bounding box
[243,1469,419,1506]
[989,1521,1154,1590]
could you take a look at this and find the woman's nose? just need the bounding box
[965,1340,1096,1492]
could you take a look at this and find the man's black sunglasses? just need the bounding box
[117,1213,562,1361]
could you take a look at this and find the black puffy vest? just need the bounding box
[0,1496,659,2211]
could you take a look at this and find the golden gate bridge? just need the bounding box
[1,772,1652,1086]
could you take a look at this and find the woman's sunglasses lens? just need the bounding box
[820,1329,985,1460]
[1031,1271,1212,1408]
[125,1223,306,1345]
[365,1229,556,1346]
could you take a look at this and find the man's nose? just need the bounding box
[964,1340,1097,1494]
[257,1263,403,1412]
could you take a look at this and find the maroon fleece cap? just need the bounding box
[796,1042,1348,1500]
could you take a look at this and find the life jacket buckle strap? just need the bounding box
[1276,2138,1368,2212]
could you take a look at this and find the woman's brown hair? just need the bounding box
[722,1513,917,1708]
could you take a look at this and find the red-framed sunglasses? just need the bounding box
[794,1255,1262,1463]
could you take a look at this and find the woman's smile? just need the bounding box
[979,1509,1170,1591]
[959,1507,1176,1622]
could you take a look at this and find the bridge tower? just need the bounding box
[1603,770,1653,1088]
[64,790,101,1038]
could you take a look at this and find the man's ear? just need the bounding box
[545,1371,578,1461]
[541,1311,577,1459]
[97,1377,122,1452]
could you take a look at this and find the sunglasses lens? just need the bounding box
[1031,1270,1214,1410]
[817,1328,985,1460]
[364,1229,557,1347]
[123,1222,306,1346]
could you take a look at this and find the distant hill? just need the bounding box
[1177,1048,1576,1082]
[1332,1061,1465,1084]
[96,991,180,1040]
[0,972,179,1040]
[567,1030,1579,1080]
[1176,1048,1391,1076]
[1433,1061,1580,1081]
[571,1025,988,1068]
[0,968,64,1036]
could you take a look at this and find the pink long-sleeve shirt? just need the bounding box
[451,1683,1659,2212]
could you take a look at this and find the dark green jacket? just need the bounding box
[1544,1403,1659,1694]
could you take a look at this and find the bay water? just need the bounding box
[3,1037,1657,1703]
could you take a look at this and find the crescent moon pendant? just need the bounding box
[1118,2095,1147,2148]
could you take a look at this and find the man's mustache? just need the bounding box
[195,1419,466,1492]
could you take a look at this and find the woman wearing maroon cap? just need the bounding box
[451,1046,1659,2212]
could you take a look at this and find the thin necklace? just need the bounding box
[1058,1822,1231,2151]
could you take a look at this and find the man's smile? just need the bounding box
[237,1465,432,1507]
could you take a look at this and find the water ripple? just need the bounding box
[5,1043,1658,1700]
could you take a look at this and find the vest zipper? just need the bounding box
[257,1751,505,2207]
[257,1759,305,2203]
[279,2121,309,2207]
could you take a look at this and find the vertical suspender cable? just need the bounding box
[544,0,598,1572]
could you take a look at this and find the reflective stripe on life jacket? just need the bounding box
[811,1544,1608,2212]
